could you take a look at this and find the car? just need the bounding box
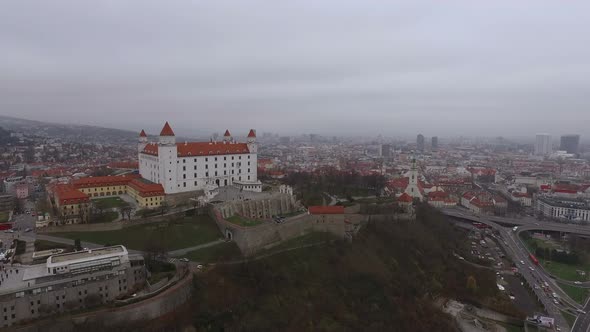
[31,212,36,217]
[574,281,582,285]
[24,228,32,232]
[179,258,189,262]
[520,260,525,265]
[529,267,535,271]
[4,229,14,233]
[577,309,587,314]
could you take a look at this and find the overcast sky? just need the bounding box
[1,1,589,138]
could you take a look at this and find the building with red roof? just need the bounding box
[51,184,90,224]
[138,122,261,194]
[461,191,507,215]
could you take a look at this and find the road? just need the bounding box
[444,207,590,332]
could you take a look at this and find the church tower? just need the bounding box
[405,158,423,201]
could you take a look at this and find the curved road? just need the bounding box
[443,208,590,332]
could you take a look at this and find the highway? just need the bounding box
[443,207,590,332]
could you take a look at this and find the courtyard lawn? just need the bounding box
[0,212,8,223]
[91,196,128,209]
[557,282,590,304]
[53,215,222,251]
[184,241,242,263]
[540,259,590,282]
[226,215,263,227]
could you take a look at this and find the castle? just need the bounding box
[138,122,262,194]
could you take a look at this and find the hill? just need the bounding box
[169,205,521,332]
[0,115,137,145]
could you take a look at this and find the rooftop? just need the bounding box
[49,245,127,264]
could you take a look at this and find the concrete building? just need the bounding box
[381,144,391,158]
[139,122,261,194]
[461,191,507,215]
[0,245,145,329]
[560,134,580,154]
[431,136,439,151]
[15,183,29,200]
[416,134,425,152]
[535,195,590,222]
[534,133,552,156]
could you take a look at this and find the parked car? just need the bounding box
[179,258,189,262]
[24,228,32,233]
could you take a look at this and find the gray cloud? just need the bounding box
[1,0,589,138]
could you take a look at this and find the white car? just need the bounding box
[574,281,582,285]
[529,267,535,271]
[179,258,189,262]
[520,260,525,265]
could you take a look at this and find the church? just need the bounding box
[138,122,262,194]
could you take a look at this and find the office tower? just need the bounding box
[431,136,439,151]
[417,134,425,152]
[534,134,552,155]
[560,134,580,154]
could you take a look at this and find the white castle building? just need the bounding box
[138,122,262,194]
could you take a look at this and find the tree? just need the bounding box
[118,201,132,220]
[466,275,477,293]
[74,238,82,251]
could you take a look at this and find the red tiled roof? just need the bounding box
[397,192,413,203]
[54,184,89,205]
[142,142,251,157]
[73,175,138,189]
[139,129,147,137]
[160,122,175,136]
[127,179,164,197]
[224,129,231,137]
[428,191,448,199]
[308,206,344,215]
[247,129,256,138]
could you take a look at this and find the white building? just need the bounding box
[138,122,262,194]
[534,133,552,156]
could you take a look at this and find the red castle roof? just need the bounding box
[139,129,147,137]
[142,142,251,157]
[224,129,231,137]
[247,129,256,138]
[160,122,175,136]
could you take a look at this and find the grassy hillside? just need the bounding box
[183,205,521,332]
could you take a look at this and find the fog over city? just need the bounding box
[1,1,589,137]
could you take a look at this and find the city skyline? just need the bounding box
[2,1,590,136]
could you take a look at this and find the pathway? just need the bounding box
[167,239,224,257]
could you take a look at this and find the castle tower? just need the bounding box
[223,129,232,142]
[157,122,178,193]
[247,129,257,153]
[138,129,148,153]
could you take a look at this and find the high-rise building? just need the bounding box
[416,134,425,152]
[534,134,552,156]
[560,134,580,154]
[431,136,439,151]
[381,144,391,158]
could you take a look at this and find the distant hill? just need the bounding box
[0,115,137,145]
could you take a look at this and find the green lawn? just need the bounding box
[92,196,128,209]
[561,309,577,327]
[184,241,242,263]
[557,282,590,304]
[498,322,524,332]
[226,214,263,227]
[0,212,8,223]
[53,215,222,251]
[541,259,590,282]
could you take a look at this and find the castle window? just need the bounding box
[224,157,226,160]
[183,166,186,171]
[183,159,186,163]
[215,157,218,161]
[205,158,208,162]
[194,165,197,170]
